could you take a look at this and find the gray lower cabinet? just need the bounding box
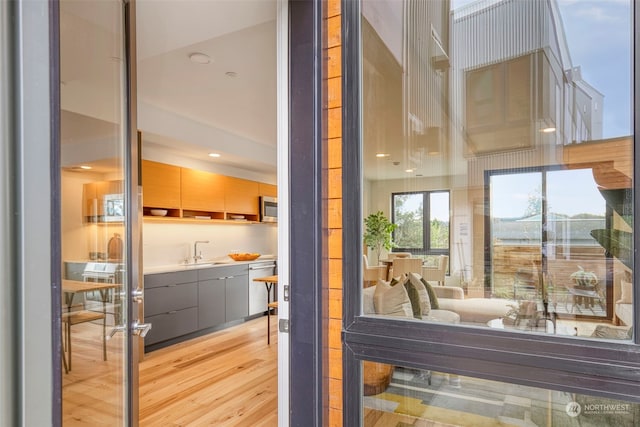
[197,278,226,329]
[225,274,249,322]
[144,264,249,348]
[144,270,198,345]
[198,265,249,327]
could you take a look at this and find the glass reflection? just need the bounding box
[361,0,633,340]
[362,361,640,426]
[60,0,127,424]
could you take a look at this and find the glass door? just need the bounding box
[58,0,140,424]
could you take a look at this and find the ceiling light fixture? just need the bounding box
[79,165,92,170]
[405,168,414,173]
[540,127,556,133]
[225,71,238,78]
[208,153,221,158]
[376,153,390,158]
[189,52,211,65]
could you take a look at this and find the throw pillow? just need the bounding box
[618,280,633,304]
[374,279,411,318]
[419,277,440,309]
[407,273,431,315]
[362,285,377,315]
[395,276,422,320]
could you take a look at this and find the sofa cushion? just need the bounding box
[406,273,431,315]
[618,280,633,304]
[437,297,515,323]
[425,309,460,324]
[363,286,376,315]
[420,278,440,309]
[394,276,423,319]
[374,279,412,318]
[616,301,633,326]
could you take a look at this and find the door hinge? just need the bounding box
[279,319,289,333]
[283,284,289,301]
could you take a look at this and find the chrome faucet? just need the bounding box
[194,240,210,263]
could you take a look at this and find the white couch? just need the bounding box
[362,284,460,324]
[432,286,516,324]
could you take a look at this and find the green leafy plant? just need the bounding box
[570,266,598,287]
[364,211,397,263]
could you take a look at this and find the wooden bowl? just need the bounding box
[228,253,260,261]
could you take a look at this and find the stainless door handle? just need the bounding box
[106,324,126,340]
[133,321,152,337]
[132,289,144,303]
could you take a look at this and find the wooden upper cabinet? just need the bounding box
[181,168,225,212]
[82,179,124,219]
[258,183,277,198]
[142,160,181,209]
[224,177,259,215]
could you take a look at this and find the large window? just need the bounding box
[392,191,450,255]
[343,0,639,425]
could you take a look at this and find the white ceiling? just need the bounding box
[137,0,278,177]
[60,0,278,179]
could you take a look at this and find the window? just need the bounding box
[343,0,639,425]
[392,191,450,255]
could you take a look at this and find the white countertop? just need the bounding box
[143,256,277,275]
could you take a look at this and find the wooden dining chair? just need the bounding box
[391,258,423,277]
[61,310,107,372]
[267,301,278,345]
[363,255,386,287]
[421,255,449,286]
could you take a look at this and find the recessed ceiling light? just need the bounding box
[208,153,221,158]
[225,71,238,78]
[541,127,556,133]
[79,165,92,170]
[189,52,211,64]
[376,153,390,158]
[405,168,414,173]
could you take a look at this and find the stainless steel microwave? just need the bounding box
[103,193,124,222]
[259,196,277,223]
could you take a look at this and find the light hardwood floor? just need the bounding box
[62,316,278,426]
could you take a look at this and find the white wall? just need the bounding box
[143,222,278,268]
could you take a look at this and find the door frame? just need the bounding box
[287,0,327,425]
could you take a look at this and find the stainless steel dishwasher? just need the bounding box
[248,261,277,316]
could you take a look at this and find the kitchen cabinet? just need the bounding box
[140,160,274,223]
[198,265,248,326]
[224,176,259,219]
[141,160,181,212]
[82,179,124,221]
[181,168,225,218]
[258,183,277,198]
[144,270,199,345]
[197,277,226,329]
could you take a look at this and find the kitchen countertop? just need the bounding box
[144,256,277,275]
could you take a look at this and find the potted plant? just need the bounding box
[364,211,397,265]
[570,266,598,289]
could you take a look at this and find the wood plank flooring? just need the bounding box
[62,316,278,426]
